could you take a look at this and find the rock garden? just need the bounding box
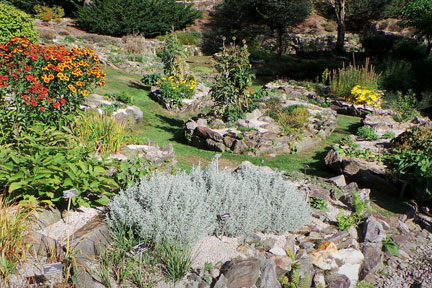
[1,0,432,288]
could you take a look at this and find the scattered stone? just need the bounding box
[363,216,386,243]
[270,247,286,256]
[257,259,281,288]
[310,241,341,270]
[327,273,351,288]
[220,258,260,288]
[360,242,383,279]
[328,175,346,187]
[272,256,292,276]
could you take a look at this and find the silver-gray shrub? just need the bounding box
[108,160,312,245]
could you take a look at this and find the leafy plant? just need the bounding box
[279,270,311,288]
[115,153,153,189]
[309,197,328,211]
[270,105,310,135]
[355,281,376,288]
[108,158,312,245]
[142,73,162,86]
[402,0,432,56]
[73,112,131,154]
[383,90,419,122]
[0,124,118,207]
[0,3,39,44]
[330,59,380,99]
[157,76,196,105]
[98,102,123,115]
[357,126,379,141]
[337,192,370,231]
[210,38,256,120]
[382,236,399,256]
[76,0,201,38]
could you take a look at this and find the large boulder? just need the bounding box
[220,258,261,288]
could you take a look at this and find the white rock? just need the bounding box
[338,263,361,288]
[339,248,364,265]
[270,247,287,256]
[245,109,263,121]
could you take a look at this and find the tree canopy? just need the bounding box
[402,0,432,55]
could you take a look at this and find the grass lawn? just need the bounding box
[95,67,362,176]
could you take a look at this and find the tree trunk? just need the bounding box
[333,0,346,54]
[277,27,283,58]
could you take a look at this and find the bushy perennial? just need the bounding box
[108,160,312,245]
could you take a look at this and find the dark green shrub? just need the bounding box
[76,0,201,38]
[3,0,83,15]
[142,73,162,86]
[176,32,200,46]
[382,90,419,122]
[380,59,414,92]
[0,3,39,44]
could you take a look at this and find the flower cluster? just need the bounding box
[157,75,196,105]
[0,37,105,125]
[350,85,382,108]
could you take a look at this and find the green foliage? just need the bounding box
[108,158,312,246]
[98,102,123,115]
[105,92,132,104]
[402,0,432,55]
[381,131,396,139]
[158,239,193,282]
[309,197,328,211]
[142,73,162,86]
[211,40,256,120]
[380,59,414,92]
[115,153,153,189]
[356,281,376,288]
[273,105,310,134]
[382,236,399,256]
[382,90,419,122]
[357,126,379,141]
[4,0,84,15]
[279,270,311,288]
[76,0,201,38]
[330,60,380,99]
[73,112,131,154]
[337,192,370,231]
[176,31,201,46]
[33,4,64,21]
[0,3,39,44]
[0,123,118,207]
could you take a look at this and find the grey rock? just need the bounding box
[363,216,386,243]
[398,220,410,234]
[220,258,260,288]
[340,183,370,209]
[325,149,343,174]
[206,138,225,152]
[243,234,262,245]
[245,109,263,121]
[232,139,248,154]
[26,232,62,257]
[326,274,351,288]
[71,215,111,259]
[328,175,347,187]
[257,259,281,288]
[214,274,228,288]
[259,238,277,251]
[194,126,223,142]
[296,257,314,288]
[360,242,383,279]
[285,235,297,258]
[29,207,61,230]
[186,120,198,132]
[112,105,143,125]
[197,118,208,127]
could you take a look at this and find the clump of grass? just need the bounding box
[158,239,193,282]
[73,112,131,154]
[330,59,380,99]
[0,198,34,283]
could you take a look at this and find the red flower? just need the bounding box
[1,75,8,81]
[22,94,28,98]
[24,100,30,105]
[47,97,52,102]
[53,102,60,108]
[60,99,66,105]
[40,107,45,111]
[31,101,37,107]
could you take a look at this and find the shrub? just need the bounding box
[210,39,256,120]
[0,37,105,136]
[108,159,312,246]
[268,105,310,134]
[379,59,414,92]
[381,131,396,139]
[176,31,200,46]
[142,73,162,86]
[33,4,64,22]
[357,126,379,141]
[73,112,131,154]
[0,3,39,44]
[390,126,432,202]
[330,59,380,99]
[105,92,132,104]
[76,0,201,38]
[382,90,419,122]
[157,76,196,105]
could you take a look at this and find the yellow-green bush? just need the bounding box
[34,4,64,22]
[0,3,39,44]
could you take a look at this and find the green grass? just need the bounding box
[95,67,362,174]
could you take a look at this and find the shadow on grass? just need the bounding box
[304,118,363,178]
[154,114,188,144]
[370,189,412,216]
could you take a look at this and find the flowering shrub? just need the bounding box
[157,76,196,106]
[349,85,382,107]
[0,37,105,130]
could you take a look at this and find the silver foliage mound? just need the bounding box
[108,160,312,244]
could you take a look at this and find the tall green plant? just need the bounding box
[330,59,380,99]
[210,39,256,120]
